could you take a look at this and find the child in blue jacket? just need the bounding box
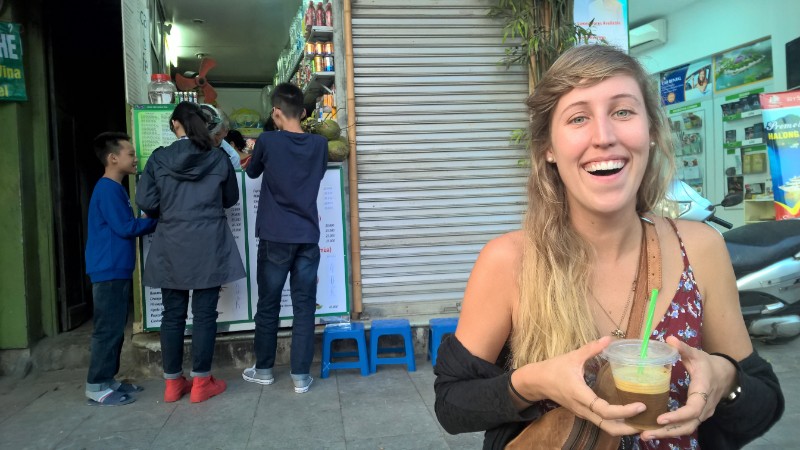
[84,132,157,406]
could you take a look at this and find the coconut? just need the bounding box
[316,119,342,141]
[328,137,350,162]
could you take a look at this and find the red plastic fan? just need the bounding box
[175,57,217,103]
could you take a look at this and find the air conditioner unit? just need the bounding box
[629,19,667,54]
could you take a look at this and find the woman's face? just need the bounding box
[546,75,651,218]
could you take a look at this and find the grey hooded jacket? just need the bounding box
[136,138,246,290]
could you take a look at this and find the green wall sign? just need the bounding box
[0,22,26,101]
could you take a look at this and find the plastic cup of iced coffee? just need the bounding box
[601,339,679,430]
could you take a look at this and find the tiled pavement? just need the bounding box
[0,337,796,449]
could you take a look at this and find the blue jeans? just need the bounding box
[254,240,320,375]
[86,279,131,390]
[160,287,221,377]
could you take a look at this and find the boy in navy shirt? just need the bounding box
[84,132,157,406]
[244,83,328,393]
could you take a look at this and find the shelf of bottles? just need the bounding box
[295,1,335,91]
[273,2,307,86]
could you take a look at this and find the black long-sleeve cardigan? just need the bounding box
[434,335,784,450]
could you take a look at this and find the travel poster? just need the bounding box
[660,65,688,105]
[574,0,629,51]
[660,58,712,105]
[683,60,713,101]
[760,91,800,220]
[714,39,773,93]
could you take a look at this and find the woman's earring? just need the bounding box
[650,141,656,147]
[546,156,555,163]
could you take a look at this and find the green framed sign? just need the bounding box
[131,104,177,171]
[0,22,26,101]
[139,167,350,331]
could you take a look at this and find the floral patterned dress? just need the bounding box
[622,220,703,450]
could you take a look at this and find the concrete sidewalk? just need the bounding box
[0,338,796,449]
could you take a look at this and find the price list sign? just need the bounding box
[138,168,349,331]
[244,168,349,321]
[140,184,251,329]
[315,169,349,316]
[132,104,177,171]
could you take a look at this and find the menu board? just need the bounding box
[140,195,251,328]
[244,170,349,321]
[131,104,177,171]
[140,168,349,331]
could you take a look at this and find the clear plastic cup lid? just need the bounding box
[601,339,679,366]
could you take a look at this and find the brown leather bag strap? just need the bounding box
[626,216,662,340]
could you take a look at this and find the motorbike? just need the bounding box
[667,180,800,342]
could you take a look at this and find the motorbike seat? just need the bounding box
[724,219,800,278]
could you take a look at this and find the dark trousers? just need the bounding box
[254,240,320,375]
[86,279,131,389]
[160,286,221,376]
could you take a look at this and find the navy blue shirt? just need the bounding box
[246,130,328,244]
[85,177,157,283]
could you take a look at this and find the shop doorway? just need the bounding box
[45,0,127,331]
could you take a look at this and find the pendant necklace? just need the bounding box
[593,230,644,339]
[594,277,637,338]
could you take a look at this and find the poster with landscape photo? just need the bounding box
[714,39,773,93]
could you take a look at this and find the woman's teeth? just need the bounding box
[584,160,625,175]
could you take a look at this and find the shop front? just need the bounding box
[122,0,352,334]
[119,0,530,337]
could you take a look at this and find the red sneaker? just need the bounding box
[190,375,227,403]
[164,376,192,403]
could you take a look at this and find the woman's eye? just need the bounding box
[570,116,587,124]
[614,109,633,118]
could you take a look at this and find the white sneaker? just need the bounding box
[292,375,313,393]
[242,366,274,385]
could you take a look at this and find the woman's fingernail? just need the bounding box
[636,405,646,413]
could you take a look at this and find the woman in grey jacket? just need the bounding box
[136,101,246,403]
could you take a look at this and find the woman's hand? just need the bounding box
[640,336,737,441]
[513,336,645,437]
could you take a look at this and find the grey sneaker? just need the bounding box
[291,374,313,393]
[242,366,274,385]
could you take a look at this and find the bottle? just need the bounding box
[147,74,176,104]
[315,2,324,27]
[325,1,333,27]
[305,1,315,33]
[329,85,337,119]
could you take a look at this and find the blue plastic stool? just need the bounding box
[369,319,416,373]
[321,322,370,378]
[428,317,458,367]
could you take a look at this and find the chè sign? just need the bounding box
[0,22,26,101]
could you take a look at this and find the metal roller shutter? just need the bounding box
[351,0,529,317]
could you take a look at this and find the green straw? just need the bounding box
[639,289,660,359]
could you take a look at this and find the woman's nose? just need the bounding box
[591,116,617,148]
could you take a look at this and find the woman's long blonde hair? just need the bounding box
[511,45,675,367]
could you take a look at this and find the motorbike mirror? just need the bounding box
[720,192,744,207]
